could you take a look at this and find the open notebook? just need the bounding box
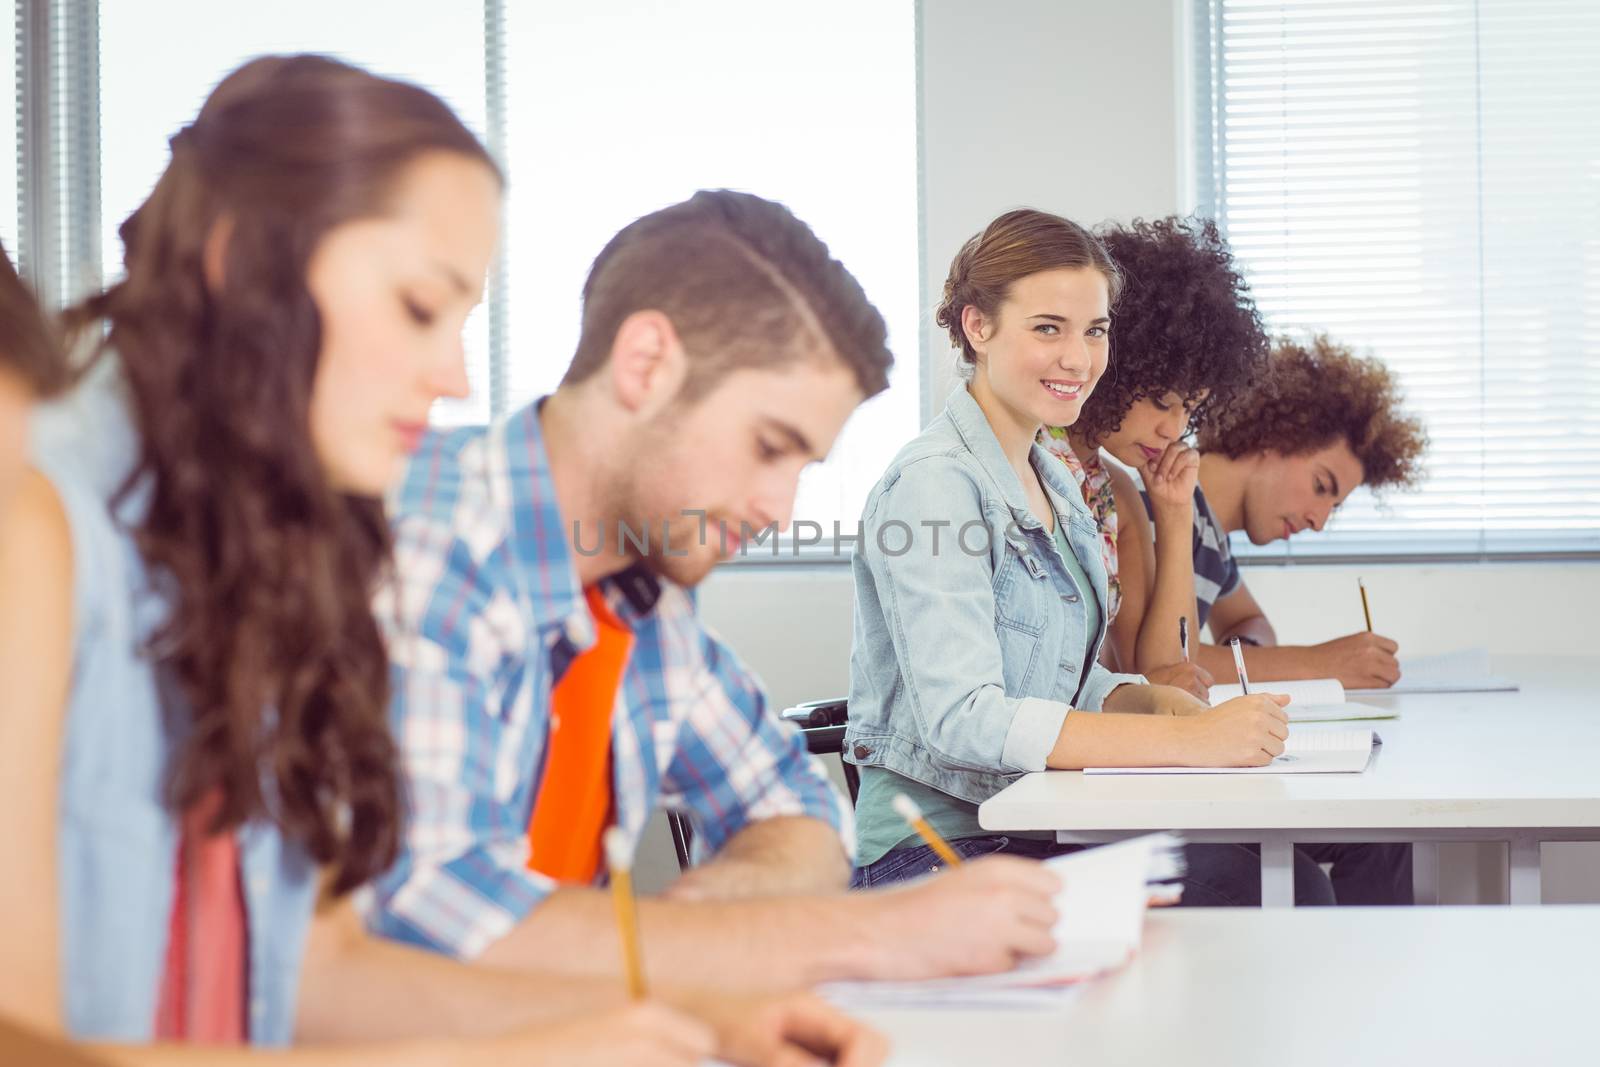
[1085,728,1379,775]
[1208,678,1395,722]
[819,833,1184,1008]
[1348,647,1518,696]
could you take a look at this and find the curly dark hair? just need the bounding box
[1199,334,1427,491]
[1069,216,1268,446]
[0,239,67,397]
[64,56,500,895]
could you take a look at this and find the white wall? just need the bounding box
[917,0,1188,417]
[700,561,1597,712]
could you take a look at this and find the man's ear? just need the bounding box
[607,309,688,415]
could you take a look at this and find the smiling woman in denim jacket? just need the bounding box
[845,210,1344,905]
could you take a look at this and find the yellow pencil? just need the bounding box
[892,793,964,867]
[603,827,648,1000]
[1359,577,1374,632]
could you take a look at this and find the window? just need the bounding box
[29,1,918,535]
[1194,0,1600,558]
[2,3,17,251]
[501,1,919,533]
[96,0,492,424]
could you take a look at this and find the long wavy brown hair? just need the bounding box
[65,55,500,894]
[0,238,66,396]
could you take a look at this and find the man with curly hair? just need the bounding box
[1189,334,1428,690]
[1046,228,1416,906]
[1041,216,1269,700]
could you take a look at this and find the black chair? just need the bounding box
[666,698,853,871]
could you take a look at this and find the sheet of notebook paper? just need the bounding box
[1085,729,1377,774]
[819,834,1181,1009]
[1349,648,1518,695]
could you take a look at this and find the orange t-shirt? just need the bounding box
[527,585,635,883]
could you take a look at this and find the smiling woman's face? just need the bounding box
[964,267,1112,434]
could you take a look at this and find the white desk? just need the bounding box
[852,908,1597,1066]
[978,655,1600,905]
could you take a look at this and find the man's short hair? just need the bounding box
[561,189,892,401]
[1199,334,1426,490]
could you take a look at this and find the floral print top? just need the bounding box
[1038,427,1122,622]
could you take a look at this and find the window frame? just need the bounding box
[19,0,924,566]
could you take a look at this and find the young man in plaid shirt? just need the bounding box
[367,190,1060,991]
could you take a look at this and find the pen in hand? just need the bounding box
[1229,636,1252,695]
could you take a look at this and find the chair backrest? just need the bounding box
[780,698,856,801]
[666,698,855,872]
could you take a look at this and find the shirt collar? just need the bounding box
[503,400,666,646]
[943,386,1080,531]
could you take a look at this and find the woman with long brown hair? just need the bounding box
[0,54,881,1066]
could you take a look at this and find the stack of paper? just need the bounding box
[821,834,1183,1008]
[1349,647,1518,696]
[1208,678,1395,722]
[1085,729,1379,775]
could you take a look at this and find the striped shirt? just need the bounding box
[361,401,853,960]
[1140,484,1241,631]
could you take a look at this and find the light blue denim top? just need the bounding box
[32,373,317,1045]
[845,387,1145,812]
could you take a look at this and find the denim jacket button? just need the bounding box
[853,744,871,760]
[1061,593,1080,604]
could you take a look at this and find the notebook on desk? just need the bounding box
[819,833,1184,1008]
[1348,647,1518,696]
[1208,678,1395,722]
[1085,728,1379,775]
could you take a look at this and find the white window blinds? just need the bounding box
[1194,0,1600,558]
[3,4,18,253]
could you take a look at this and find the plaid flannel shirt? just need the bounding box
[360,402,854,959]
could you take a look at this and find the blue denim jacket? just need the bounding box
[844,388,1145,806]
[33,377,317,1045]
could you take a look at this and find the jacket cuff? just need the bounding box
[1079,670,1148,711]
[1000,696,1071,773]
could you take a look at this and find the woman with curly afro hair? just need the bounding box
[1038,216,1269,697]
[1191,333,1427,691]
[846,207,1326,908]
